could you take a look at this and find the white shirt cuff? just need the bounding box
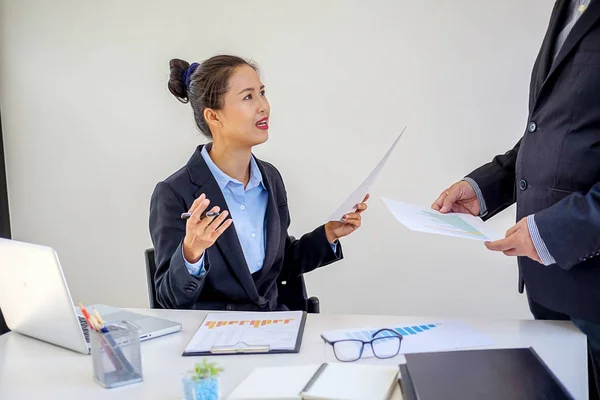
[182,247,207,277]
[527,215,557,266]
[462,177,488,217]
[330,242,338,254]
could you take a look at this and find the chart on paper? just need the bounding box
[381,197,502,241]
[419,210,488,239]
[345,324,440,342]
[321,321,493,359]
[184,311,304,354]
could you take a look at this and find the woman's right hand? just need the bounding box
[182,193,232,263]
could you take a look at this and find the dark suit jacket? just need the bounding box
[149,145,343,311]
[468,0,600,322]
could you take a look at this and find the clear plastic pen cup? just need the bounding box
[91,320,143,388]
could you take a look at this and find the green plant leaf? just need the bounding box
[190,359,223,380]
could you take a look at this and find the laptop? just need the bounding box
[0,238,182,354]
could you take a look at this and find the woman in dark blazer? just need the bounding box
[149,55,368,310]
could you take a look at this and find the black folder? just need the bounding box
[399,347,574,400]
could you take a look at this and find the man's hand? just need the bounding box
[484,217,542,263]
[432,180,480,215]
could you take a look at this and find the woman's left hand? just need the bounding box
[325,194,370,243]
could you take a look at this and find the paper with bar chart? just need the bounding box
[321,321,493,360]
[183,311,306,355]
[381,197,502,241]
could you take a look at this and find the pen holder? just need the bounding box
[91,320,143,389]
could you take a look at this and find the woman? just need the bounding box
[149,55,368,310]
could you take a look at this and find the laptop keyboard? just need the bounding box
[78,316,90,343]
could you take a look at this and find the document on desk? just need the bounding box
[381,197,503,241]
[321,320,493,360]
[182,311,307,356]
[328,127,406,222]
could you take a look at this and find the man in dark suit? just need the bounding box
[0,112,10,335]
[433,0,600,396]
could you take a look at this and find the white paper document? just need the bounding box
[381,197,503,241]
[183,311,304,354]
[321,320,493,360]
[328,127,406,222]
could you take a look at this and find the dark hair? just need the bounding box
[168,55,258,138]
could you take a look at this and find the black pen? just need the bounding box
[180,211,221,220]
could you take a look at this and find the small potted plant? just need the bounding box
[182,359,223,400]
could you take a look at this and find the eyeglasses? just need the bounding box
[321,328,403,362]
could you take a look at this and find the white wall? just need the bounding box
[0,0,552,318]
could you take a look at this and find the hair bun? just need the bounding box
[168,58,190,103]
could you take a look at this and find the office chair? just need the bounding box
[277,275,320,313]
[144,248,163,309]
[144,248,320,313]
[0,308,9,335]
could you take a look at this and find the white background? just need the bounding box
[0,0,553,318]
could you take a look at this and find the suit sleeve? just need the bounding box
[466,139,521,220]
[281,217,344,281]
[534,183,600,270]
[149,182,209,309]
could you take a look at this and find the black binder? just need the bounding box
[399,347,574,400]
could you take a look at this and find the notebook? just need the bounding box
[227,363,400,400]
[399,347,574,400]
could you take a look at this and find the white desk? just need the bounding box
[0,310,588,399]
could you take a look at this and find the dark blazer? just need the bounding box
[468,0,600,322]
[149,145,343,311]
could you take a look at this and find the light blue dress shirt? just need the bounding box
[553,0,591,62]
[183,145,337,276]
[184,145,268,276]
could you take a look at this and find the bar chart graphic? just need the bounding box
[205,318,294,330]
[344,324,440,341]
[381,198,502,242]
[420,211,487,239]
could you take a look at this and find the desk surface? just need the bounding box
[0,309,588,399]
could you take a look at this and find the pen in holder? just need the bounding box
[90,320,143,388]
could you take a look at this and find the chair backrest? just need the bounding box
[0,308,9,335]
[277,275,320,313]
[144,248,162,309]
